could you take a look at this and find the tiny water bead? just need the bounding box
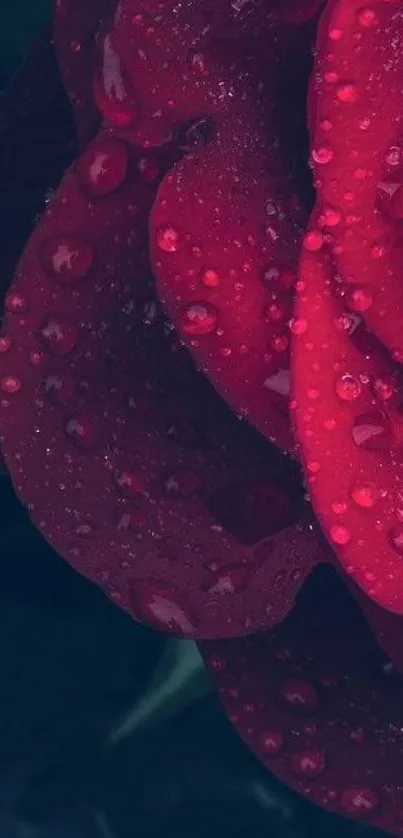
[279,679,319,713]
[340,786,380,819]
[1,376,21,395]
[76,138,129,196]
[346,286,373,313]
[336,82,358,104]
[335,373,362,402]
[156,223,179,253]
[388,524,403,556]
[38,315,79,356]
[201,267,220,288]
[330,524,352,546]
[291,749,326,779]
[350,481,379,509]
[180,302,219,336]
[259,730,284,755]
[93,32,138,128]
[64,415,95,449]
[39,234,94,284]
[351,413,391,450]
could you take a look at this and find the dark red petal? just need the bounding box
[292,236,403,613]
[310,0,403,359]
[151,146,299,453]
[53,0,117,146]
[110,0,304,452]
[278,0,326,25]
[0,126,323,638]
[200,565,403,835]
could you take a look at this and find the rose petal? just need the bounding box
[53,0,117,146]
[200,565,403,834]
[151,145,300,452]
[0,125,322,638]
[292,236,403,613]
[310,0,403,359]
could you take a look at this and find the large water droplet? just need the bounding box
[39,315,79,356]
[76,138,128,196]
[335,373,362,401]
[180,302,218,336]
[65,415,95,449]
[130,580,197,635]
[93,32,138,127]
[350,481,379,508]
[39,234,94,284]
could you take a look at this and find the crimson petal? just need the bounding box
[53,0,117,146]
[292,236,403,613]
[0,124,323,638]
[310,0,403,359]
[200,565,403,834]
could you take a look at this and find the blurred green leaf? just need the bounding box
[108,639,211,745]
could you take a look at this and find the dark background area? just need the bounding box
[0,6,383,837]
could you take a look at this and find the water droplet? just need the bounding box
[259,731,283,755]
[340,786,380,818]
[176,115,216,151]
[311,146,333,165]
[336,82,358,103]
[385,146,402,168]
[203,565,253,596]
[346,285,373,312]
[156,224,179,253]
[335,373,362,401]
[130,580,197,635]
[319,206,342,227]
[350,481,378,508]
[388,524,403,555]
[39,234,94,284]
[290,317,308,336]
[0,336,11,353]
[44,372,75,405]
[115,470,145,497]
[352,413,391,450]
[65,415,95,449]
[180,302,218,336]
[357,7,379,27]
[1,376,21,394]
[279,679,319,713]
[303,230,324,252]
[201,267,220,288]
[76,138,128,196]
[39,315,78,356]
[93,32,138,127]
[291,750,325,779]
[330,523,351,545]
[5,293,28,314]
[188,49,209,77]
[164,467,200,497]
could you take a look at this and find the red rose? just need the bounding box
[2,0,403,832]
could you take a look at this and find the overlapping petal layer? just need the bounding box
[200,565,403,835]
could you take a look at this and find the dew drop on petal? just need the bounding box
[76,139,128,197]
[335,373,362,401]
[201,267,220,288]
[1,376,21,394]
[336,82,358,103]
[330,523,352,546]
[180,302,218,336]
[388,524,403,556]
[39,315,79,356]
[350,481,379,508]
[39,235,94,284]
[156,224,179,253]
[291,750,326,779]
[279,679,319,713]
[259,731,283,755]
[340,787,380,819]
[65,415,95,449]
